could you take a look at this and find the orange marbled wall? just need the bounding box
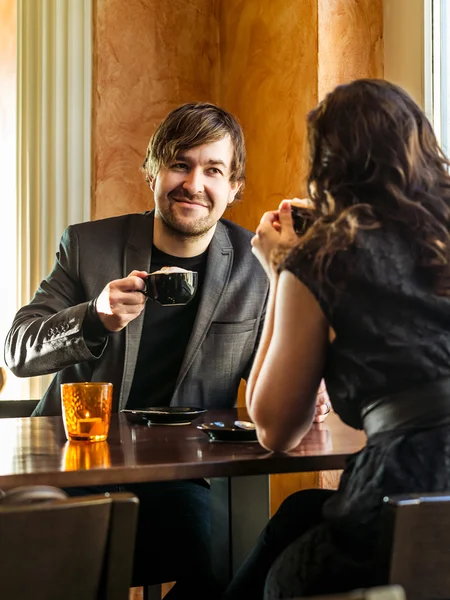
[318,0,383,100]
[93,0,383,223]
[92,0,220,220]
[92,0,319,225]
[220,0,318,233]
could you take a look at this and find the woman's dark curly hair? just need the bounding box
[294,78,450,294]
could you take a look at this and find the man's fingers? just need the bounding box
[128,270,148,278]
[113,273,147,293]
[95,272,149,333]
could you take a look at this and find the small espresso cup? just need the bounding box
[291,205,316,236]
[142,269,198,306]
[61,382,113,442]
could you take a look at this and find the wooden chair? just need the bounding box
[0,487,139,600]
[306,586,406,599]
[0,398,39,417]
[0,400,166,599]
[382,492,450,600]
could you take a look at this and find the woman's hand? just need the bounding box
[313,381,332,423]
[251,200,299,278]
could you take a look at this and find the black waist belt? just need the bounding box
[361,378,450,437]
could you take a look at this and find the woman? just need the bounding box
[224,79,450,598]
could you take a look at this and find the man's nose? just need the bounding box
[182,169,204,195]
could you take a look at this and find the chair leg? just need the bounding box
[144,584,162,600]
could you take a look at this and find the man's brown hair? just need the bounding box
[142,102,246,199]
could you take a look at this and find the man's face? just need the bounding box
[150,136,241,238]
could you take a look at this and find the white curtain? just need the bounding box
[17,0,92,399]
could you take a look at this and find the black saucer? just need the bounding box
[197,420,258,442]
[121,406,207,425]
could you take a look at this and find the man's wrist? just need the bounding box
[82,298,111,344]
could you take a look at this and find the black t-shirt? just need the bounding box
[126,245,208,408]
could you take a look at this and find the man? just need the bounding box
[5,103,268,598]
[5,102,329,596]
[6,103,266,416]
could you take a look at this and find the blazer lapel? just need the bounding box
[118,212,154,410]
[173,221,233,404]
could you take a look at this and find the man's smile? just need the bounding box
[170,196,209,209]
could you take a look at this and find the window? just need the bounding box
[426,0,450,155]
[0,0,92,400]
[0,0,24,399]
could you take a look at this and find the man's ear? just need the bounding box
[228,181,242,204]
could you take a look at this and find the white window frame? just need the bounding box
[425,0,450,154]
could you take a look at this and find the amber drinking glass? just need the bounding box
[61,382,113,442]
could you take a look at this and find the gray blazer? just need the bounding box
[5,211,268,416]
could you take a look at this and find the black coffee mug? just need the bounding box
[142,270,198,306]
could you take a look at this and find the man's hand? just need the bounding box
[313,381,331,423]
[95,270,148,332]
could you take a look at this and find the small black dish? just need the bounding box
[197,420,258,442]
[121,406,207,425]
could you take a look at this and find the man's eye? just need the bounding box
[171,163,188,170]
[208,167,222,175]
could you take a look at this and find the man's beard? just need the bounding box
[157,194,217,239]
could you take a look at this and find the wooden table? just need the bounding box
[0,408,365,585]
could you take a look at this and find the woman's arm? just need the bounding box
[246,271,329,452]
[246,201,330,452]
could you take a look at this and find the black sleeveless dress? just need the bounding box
[264,224,450,597]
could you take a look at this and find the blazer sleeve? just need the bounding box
[241,287,268,382]
[4,225,108,377]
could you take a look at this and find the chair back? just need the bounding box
[304,586,406,600]
[0,490,139,600]
[0,399,39,418]
[383,492,450,600]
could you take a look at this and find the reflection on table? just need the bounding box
[0,409,365,489]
